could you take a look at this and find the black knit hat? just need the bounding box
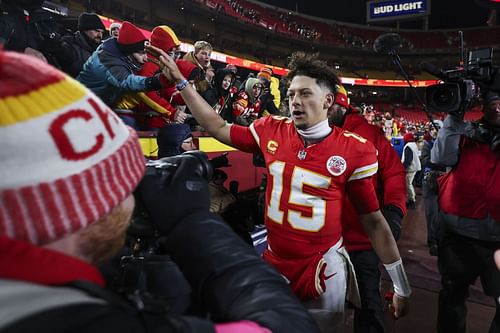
[77,12,105,32]
[483,91,500,105]
[157,124,193,158]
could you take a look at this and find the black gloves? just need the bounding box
[383,205,404,241]
[136,151,212,234]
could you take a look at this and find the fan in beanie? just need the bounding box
[0,50,146,246]
[117,21,148,55]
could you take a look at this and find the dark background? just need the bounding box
[259,0,491,29]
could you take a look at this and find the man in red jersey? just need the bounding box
[153,48,410,332]
[328,84,407,333]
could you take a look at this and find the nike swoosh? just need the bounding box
[324,272,337,280]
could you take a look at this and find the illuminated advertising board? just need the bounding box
[367,0,430,22]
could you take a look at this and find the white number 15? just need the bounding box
[267,161,331,232]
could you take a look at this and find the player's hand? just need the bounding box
[391,293,410,319]
[146,44,185,83]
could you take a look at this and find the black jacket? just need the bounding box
[57,31,99,77]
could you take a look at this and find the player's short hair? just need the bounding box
[285,52,339,93]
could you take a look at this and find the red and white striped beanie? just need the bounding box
[0,51,146,245]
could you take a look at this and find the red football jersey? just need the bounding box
[230,116,379,258]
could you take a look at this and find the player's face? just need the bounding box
[287,75,333,130]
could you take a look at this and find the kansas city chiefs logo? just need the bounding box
[326,155,347,176]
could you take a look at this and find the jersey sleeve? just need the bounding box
[230,116,279,153]
[229,124,260,153]
[345,133,378,182]
[346,177,380,214]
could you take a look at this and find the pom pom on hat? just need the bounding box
[151,25,181,54]
[78,12,105,32]
[0,50,145,245]
[117,21,148,54]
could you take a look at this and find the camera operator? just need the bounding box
[431,91,500,333]
[0,50,320,333]
[0,0,56,63]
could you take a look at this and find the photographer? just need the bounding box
[431,91,500,333]
[0,0,59,63]
[0,51,320,333]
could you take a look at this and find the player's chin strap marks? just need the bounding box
[384,258,412,297]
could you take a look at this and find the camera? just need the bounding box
[131,150,212,241]
[103,151,212,308]
[423,47,497,113]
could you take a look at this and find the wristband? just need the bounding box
[175,79,189,91]
[384,258,412,297]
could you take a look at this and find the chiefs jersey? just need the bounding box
[230,116,379,258]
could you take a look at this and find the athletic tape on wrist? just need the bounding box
[384,258,412,297]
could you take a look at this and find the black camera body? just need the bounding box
[424,48,497,113]
[131,151,212,241]
[104,151,212,309]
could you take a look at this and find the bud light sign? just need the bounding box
[367,0,429,22]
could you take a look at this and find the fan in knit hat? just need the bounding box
[117,21,148,55]
[109,22,122,38]
[334,84,349,109]
[151,25,181,55]
[77,12,105,32]
[0,50,146,246]
[157,124,193,158]
[257,67,273,81]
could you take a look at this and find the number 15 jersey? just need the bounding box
[230,116,380,258]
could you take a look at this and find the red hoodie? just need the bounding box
[340,112,407,251]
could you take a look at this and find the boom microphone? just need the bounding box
[373,33,402,54]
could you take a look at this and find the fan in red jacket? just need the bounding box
[135,25,183,128]
[328,84,407,333]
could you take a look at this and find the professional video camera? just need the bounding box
[422,47,499,113]
[104,151,212,311]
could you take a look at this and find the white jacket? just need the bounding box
[402,141,421,172]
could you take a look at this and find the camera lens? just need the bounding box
[432,85,457,107]
[426,82,461,113]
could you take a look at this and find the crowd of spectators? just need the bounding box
[199,0,499,51]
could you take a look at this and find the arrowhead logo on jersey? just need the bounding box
[266,140,279,154]
[326,155,347,176]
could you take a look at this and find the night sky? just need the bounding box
[258,0,491,30]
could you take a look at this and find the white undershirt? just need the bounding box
[296,119,332,143]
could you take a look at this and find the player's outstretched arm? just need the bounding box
[147,44,232,146]
[360,210,411,318]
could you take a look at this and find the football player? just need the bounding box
[153,48,411,332]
